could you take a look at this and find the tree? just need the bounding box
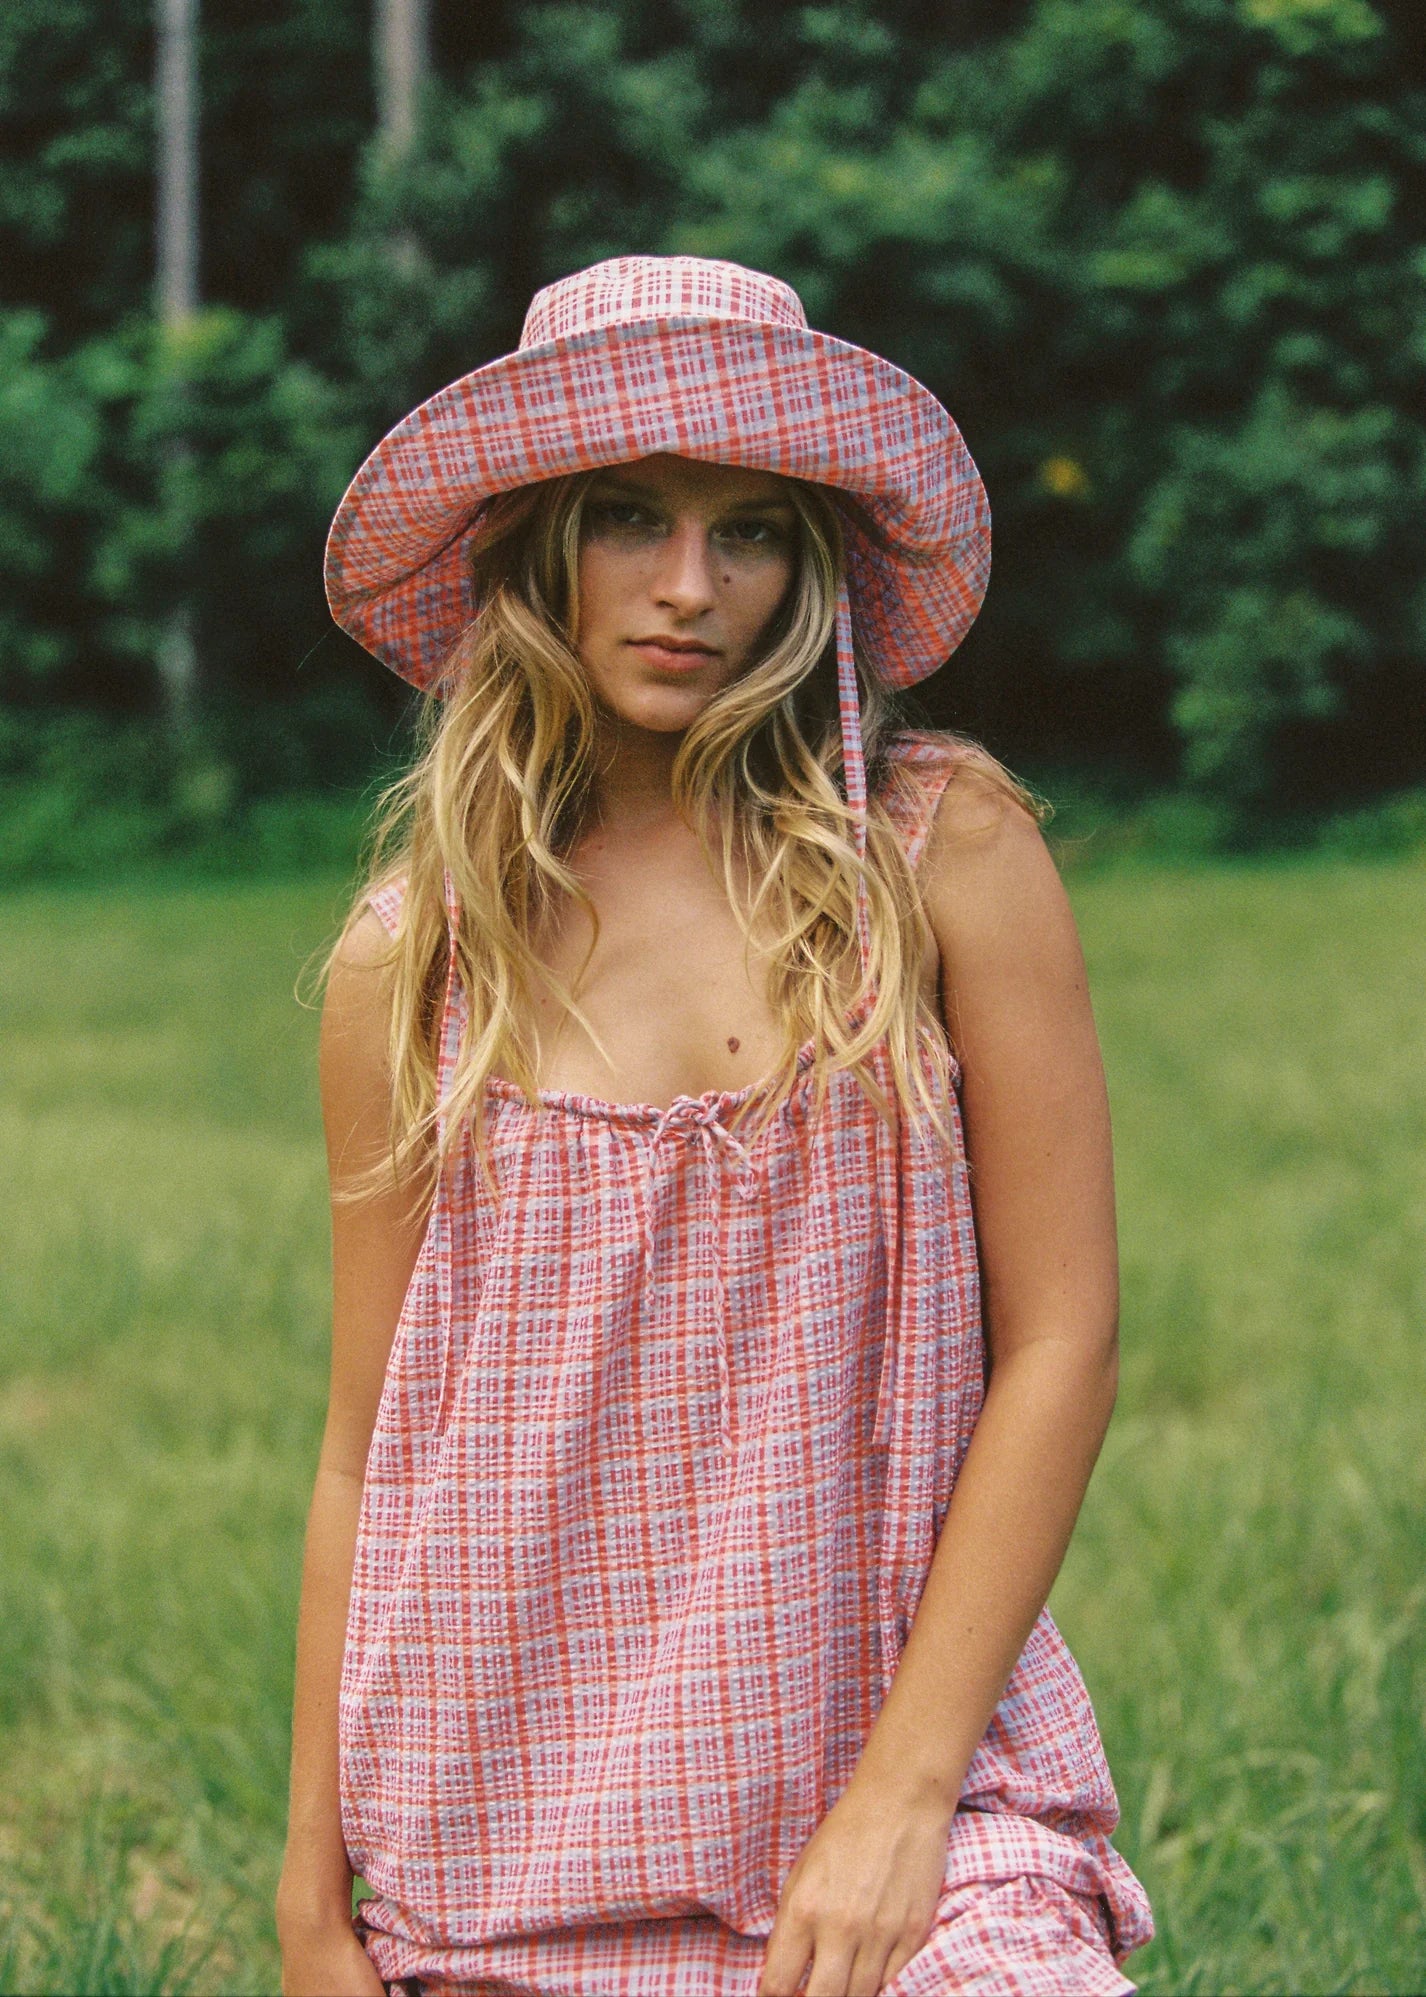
[155,0,200,739]
[375,0,430,162]
[2,0,1423,816]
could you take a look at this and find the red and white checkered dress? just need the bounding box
[341,731,1154,1995]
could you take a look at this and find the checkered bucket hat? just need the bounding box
[324,254,991,908]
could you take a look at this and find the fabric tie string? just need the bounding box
[419,864,467,1437]
[835,582,873,979]
[640,1096,760,1464]
[436,864,463,1149]
[649,1094,760,1187]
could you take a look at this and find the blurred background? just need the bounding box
[4,0,1426,865]
[1,4,1423,1994]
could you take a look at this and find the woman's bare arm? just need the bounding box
[276,909,432,1993]
[758,767,1118,1996]
[855,764,1119,1802]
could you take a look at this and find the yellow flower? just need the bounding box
[1039,455,1090,500]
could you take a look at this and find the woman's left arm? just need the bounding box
[758,772,1119,1997]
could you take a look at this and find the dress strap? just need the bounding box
[362,870,464,1155]
[878,732,966,873]
[363,875,407,939]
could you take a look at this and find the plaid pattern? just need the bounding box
[521,256,809,344]
[323,257,991,700]
[358,1871,1133,1997]
[323,253,991,978]
[885,1873,1134,1996]
[339,733,1152,1994]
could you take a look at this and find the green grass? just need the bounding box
[0,859,1422,1994]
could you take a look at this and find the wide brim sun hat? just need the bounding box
[324,253,991,921]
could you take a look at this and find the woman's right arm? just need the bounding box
[276,909,433,1997]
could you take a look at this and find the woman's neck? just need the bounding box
[588,717,686,837]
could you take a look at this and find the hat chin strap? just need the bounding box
[836,583,873,979]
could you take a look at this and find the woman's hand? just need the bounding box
[756,1775,952,1997]
[278,1912,387,1997]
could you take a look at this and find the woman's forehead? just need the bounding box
[590,453,795,506]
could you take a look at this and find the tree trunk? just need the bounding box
[375,0,431,162]
[155,0,199,739]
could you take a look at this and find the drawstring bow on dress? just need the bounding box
[640,1095,761,1462]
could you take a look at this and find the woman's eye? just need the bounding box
[719,519,783,547]
[588,499,651,528]
[585,502,787,546]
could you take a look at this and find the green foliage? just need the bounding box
[86,306,365,708]
[0,0,154,338]
[0,313,101,691]
[0,712,371,879]
[0,0,372,336]
[300,0,1426,802]
[2,0,1424,819]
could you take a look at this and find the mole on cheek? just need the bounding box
[727,1036,740,1053]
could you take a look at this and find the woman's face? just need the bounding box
[574,453,798,735]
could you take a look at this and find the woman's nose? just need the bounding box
[652,516,718,618]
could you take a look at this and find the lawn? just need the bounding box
[0,857,1421,1995]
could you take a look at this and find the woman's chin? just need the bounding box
[598,688,713,735]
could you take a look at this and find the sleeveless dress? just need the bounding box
[341,731,1154,1996]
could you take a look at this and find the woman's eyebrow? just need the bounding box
[588,474,659,497]
[588,474,795,511]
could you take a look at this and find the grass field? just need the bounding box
[0,856,1422,1995]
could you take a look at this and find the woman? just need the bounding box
[277,256,1153,1997]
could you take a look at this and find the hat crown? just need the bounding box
[520,255,809,349]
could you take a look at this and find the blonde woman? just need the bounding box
[276,257,1153,1997]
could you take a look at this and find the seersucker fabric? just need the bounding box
[321,252,995,974]
[340,731,1153,1996]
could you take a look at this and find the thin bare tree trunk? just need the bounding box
[157,0,198,327]
[375,0,431,161]
[156,0,199,740]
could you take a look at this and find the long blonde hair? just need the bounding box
[335,465,1039,1196]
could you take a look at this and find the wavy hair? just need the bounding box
[331,467,1041,1201]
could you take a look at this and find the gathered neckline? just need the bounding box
[429,733,962,1130]
[482,1028,830,1127]
[480,997,961,1127]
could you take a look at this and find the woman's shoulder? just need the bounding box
[323,874,409,986]
[909,731,1065,957]
[875,728,1017,866]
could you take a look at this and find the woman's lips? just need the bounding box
[628,640,720,672]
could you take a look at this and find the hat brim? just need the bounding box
[324,317,990,693]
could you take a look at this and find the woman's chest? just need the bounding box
[513,855,793,1104]
[502,837,939,1108]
